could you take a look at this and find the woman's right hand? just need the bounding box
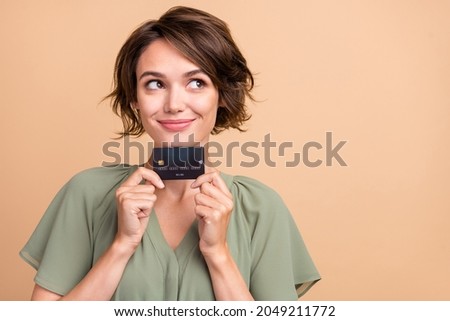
[115,167,165,250]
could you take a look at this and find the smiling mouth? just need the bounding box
[158,119,195,131]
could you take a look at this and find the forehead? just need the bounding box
[136,38,199,75]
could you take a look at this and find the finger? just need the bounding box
[195,204,212,222]
[194,194,230,222]
[191,171,231,197]
[198,182,220,198]
[191,170,220,187]
[117,184,156,195]
[197,183,234,210]
[195,192,221,208]
[121,197,157,216]
[137,211,152,219]
[118,191,157,202]
[116,185,156,203]
[122,167,165,189]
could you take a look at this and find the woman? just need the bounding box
[20,6,320,300]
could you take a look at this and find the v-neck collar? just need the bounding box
[146,209,199,263]
[135,172,237,300]
[139,170,234,268]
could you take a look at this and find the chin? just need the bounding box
[151,132,207,147]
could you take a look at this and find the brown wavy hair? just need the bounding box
[105,6,254,138]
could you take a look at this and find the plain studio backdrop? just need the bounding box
[1,0,449,300]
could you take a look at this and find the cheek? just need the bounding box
[136,95,162,115]
[194,93,220,115]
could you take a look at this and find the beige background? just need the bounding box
[1,0,449,300]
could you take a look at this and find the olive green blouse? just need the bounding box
[20,165,320,300]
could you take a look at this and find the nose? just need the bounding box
[164,86,186,113]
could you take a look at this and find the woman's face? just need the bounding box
[135,38,220,147]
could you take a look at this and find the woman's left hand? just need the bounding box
[191,170,233,258]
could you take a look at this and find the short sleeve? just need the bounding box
[232,176,320,300]
[19,166,132,295]
[19,173,96,295]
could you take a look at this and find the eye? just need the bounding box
[187,79,205,89]
[146,80,164,90]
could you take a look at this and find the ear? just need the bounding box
[218,98,226,109]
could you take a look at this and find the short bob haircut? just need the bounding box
[106,6,254,138]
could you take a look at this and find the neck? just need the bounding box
[160,179,196,200]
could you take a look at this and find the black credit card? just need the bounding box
[152,147,205,180]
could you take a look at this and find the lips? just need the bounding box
[158,119,195,131]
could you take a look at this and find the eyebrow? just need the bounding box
[138,69,204,80]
